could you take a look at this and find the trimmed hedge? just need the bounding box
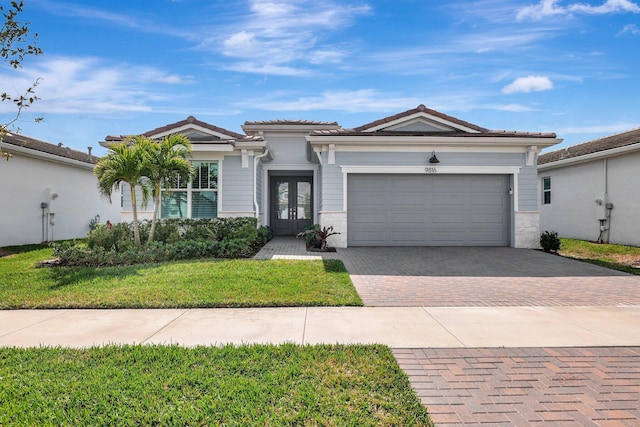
[53,217,271,267]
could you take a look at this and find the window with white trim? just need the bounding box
[161,161,218,218]
[542,176,551,205]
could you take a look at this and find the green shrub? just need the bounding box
[86,222,134,252]
[540,230,561,253]
[54,217,271,267]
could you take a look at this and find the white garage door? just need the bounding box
[347,174,511,246]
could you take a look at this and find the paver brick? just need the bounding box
[394,347,640,426]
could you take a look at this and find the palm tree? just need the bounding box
[143,134,195,243]
[94,138,153,250]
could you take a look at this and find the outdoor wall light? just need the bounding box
[429,151,440,164]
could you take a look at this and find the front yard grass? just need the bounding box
[0,246,362,308]
[0,344,433,426]
[559,238,640,275]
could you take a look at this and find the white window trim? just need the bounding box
[542,176,551,205]
[161,160,220,219]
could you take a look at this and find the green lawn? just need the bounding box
[0,344,433,426]
[0,246,362,308]
[559,238,640,275]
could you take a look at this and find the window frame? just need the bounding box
[161,160,219,219]
[542,176,551,205]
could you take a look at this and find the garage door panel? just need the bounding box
[431,231,466,245]
[350,176,386,189]
[348,174,510,246]
[431,195,466,207]
[472,177,504,190]
[431,213,465,224]
[392,214,426,225]
[390,231,428,243]
[470,232,509,245]
[472,192,505,203]
[391,194,426,208]
[433,176,466,188]
[392,177,428,191]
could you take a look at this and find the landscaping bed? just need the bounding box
[0,344,433,426]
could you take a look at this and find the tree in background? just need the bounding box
[94,140,153,250]
[1,0,43,160]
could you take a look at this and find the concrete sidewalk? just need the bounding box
[2,306,639,348]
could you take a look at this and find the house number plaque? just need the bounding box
[424,167,438,174]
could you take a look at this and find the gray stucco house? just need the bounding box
[103,105,560,248]
[538,128,640,246]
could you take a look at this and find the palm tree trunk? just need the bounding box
[148,183,161,243]
[130,183,142,250]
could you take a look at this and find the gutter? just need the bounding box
[253,148,270,224]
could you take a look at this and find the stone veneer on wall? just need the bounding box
[514,211,540,249]
[318,211,348,248]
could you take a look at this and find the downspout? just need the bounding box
[603,158,613,243]
[253,148,270,226]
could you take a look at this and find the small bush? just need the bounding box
[86,223,134,252]
[540,230,561,253]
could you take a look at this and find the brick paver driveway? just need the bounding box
[335,246,640,307]
[257,240,640,425]
[333,246,640,426]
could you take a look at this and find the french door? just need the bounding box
[270,177,313,236]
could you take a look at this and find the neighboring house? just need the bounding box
[103,105,560,248]
[538,128,640,246]
[0,133,121,246]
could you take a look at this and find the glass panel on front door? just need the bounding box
[297,182,311,220]
[276,181,289,219]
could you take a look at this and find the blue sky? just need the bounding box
[3,0,640,155]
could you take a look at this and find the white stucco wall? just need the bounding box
[0,153,121,246]
[539,151,640,246]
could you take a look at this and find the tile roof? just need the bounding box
[353,104,490,133]
[243,119,339,126]
[538,127,640,165]
[1,132,98,164]
[104,116,245,142]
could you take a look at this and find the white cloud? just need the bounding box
[517,0,567,21]
[238,89,422,113]
[0,56,193,115]
[492,103,538,112]
[36,0,195,39]
[517,0,640,21]
[569,0,640,14]
[215,0,370,76]
[223,62,311,77]
[618,23,640,35]
[502,76,554,94]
